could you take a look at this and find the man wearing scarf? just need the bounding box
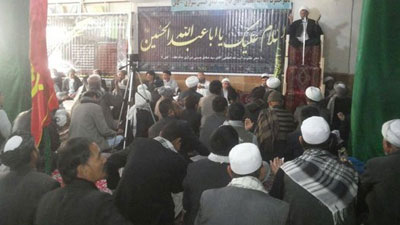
[127,84,154,138]
[195,143,289,225]
[183,126,239,225]
[270,116,358,225]
[358,119,400,225]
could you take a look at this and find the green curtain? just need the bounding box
[351,0,400,161]
[0,0,31,121]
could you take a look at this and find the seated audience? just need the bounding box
[148,99,209,158]
[195,143,289,225]
[0,132,59,225]
[183,125,238,225]
[0,91,11,146]
[294,86,330,124]
[181,95,202,136]
[178,76,203,104]
[114,121,188,225]
[223,102,257,144]
[260,73,270,89]
[270,116,358,225]
[145,70,163,109]
[199,80,222,126]
[69,91,122,151]
[196,72,210,97]
[200,96,228,149]
[162,70,179,95]
[35,137,131,225]
[256,91,296,161]
[62,69,82,99]
[358,119,400,225]
[112,70,128,96]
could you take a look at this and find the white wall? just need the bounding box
[49,0,363,74]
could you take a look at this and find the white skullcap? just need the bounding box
[261,73,270,78]
[299,6,310,14]
[137,84,148,91]
[221,78,230,83]
[4,136,23,153]
[324,76,334,83]
[334,82,346,91]
[135,89,152,106]
[266,77,281,89]
[185,76,199,88]
[305,86,323,102]
[382,119,400,148]
[229,143,262,175]
[301,116,331,145]
[55,109,68,127]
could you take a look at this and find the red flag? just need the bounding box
[30,0,59,146]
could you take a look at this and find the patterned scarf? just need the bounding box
[281,149,358,225]
[228,176,268,194]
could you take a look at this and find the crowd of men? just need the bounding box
[0,68,399,225]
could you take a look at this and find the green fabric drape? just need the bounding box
[351,0,400,161]
[0,0,31,121]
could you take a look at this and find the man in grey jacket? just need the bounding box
[69,91,122,151]
[195,143,289,225]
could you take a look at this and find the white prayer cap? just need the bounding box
[301,116,331,145]
[334,82,346,91]
[137,84,148,91]
[266,77,281,89]
[185,76,199,88]
[324,76,334,83]
[229,143,262,175]
[135,89,152,106]
[54,109,68,127]
[261,73,270,78]
[381,119,400,148]
[4,136,23,153]
[305,86,323,102]
[299,6,310,14]
[221,78,230,84]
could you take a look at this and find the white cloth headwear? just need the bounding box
[299,6,310,14]
[185,76,199,88]
[54,109,68,127]
[301,116,330,145]
[229,143,262,175]
[382,119,400,148]
[261,73,269,78]
[4,136,23,153]
[334,82,346,91]
[324,76,334,83]
[305,86,323,102]
[266,77,281,89]
[221,78,230,84]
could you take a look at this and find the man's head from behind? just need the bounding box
[209,125,239,156]
[305,86,323,104]
[228,102,245,121]
[87,74,102,91]
[381,119,400,155]
[159,98,176,118]
[212,96,228,114]
[228,143,266,180]
[0,131,38,170]
[209,80,222,95]
[300,116,332,149]
[160,121,186,151]
[58,137,106,184]
[268,91,283,108]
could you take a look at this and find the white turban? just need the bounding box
[266,77,281,89]
[305,86,323,102]
[229,143,262,175]
[54,109,68,127]
[261,73,270,78]
[221,78,230,84]
[301,116,330,145]
[185,76,199,88]
[382,119,400,148]
[299,6,310,14]
[4,136,23,153]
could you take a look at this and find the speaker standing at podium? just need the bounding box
[288,6,323,48]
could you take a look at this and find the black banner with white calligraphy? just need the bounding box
[138,7,289,74]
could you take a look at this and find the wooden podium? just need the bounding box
[282,35,325,112]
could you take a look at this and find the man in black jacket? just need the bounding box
[0,132,59,225]
[35,137,131,225]
[183,125,238,225]
[288,6,323,47]
[114,121,188,225]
